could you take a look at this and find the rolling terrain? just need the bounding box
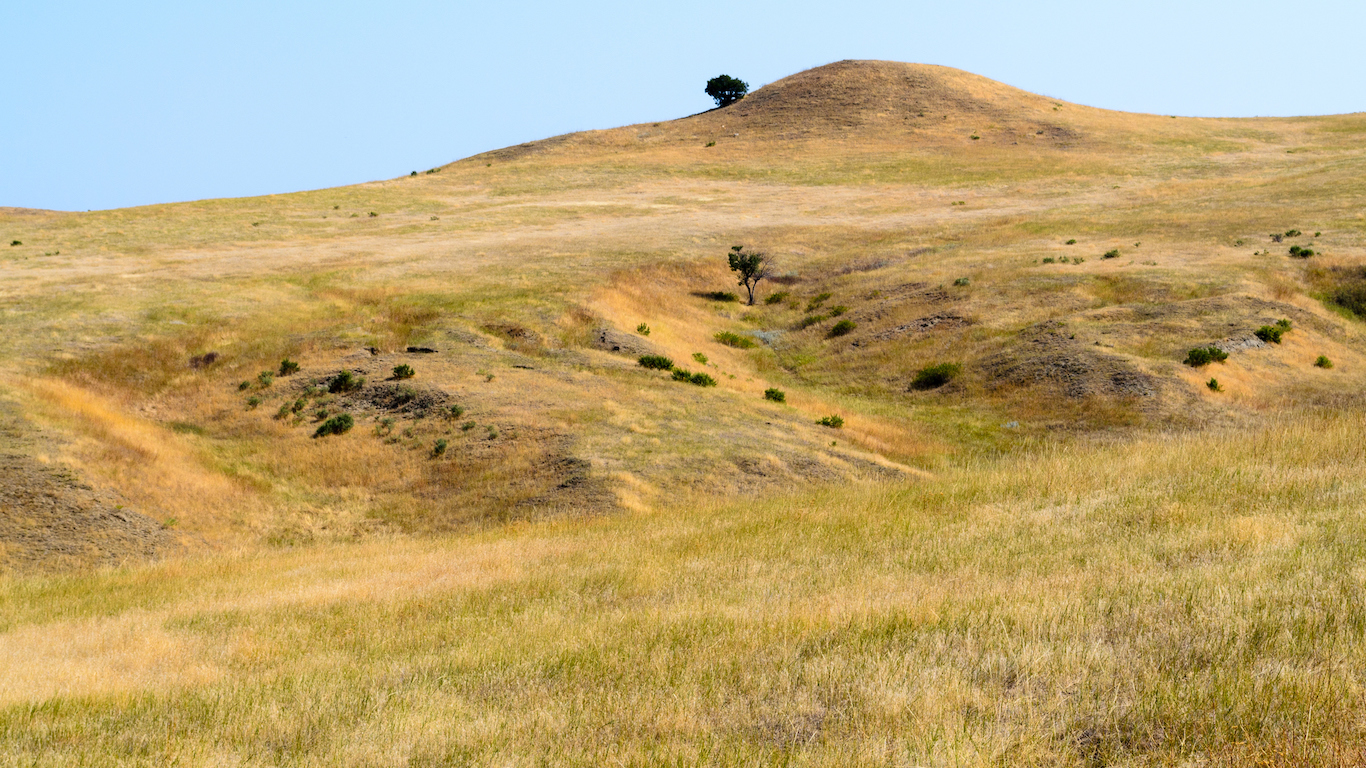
[3,60,1366,765]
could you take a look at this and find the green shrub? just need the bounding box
[1289,245,1315,258]
[245,396,262,409]
[461,421,476,431]
[1207,378,1222,392]
[1042,257,1056,264]
[692,352,708,364]
[1184,347,1229,366]
[638,354,674,370]
[689,372,717,387]
[1285,229,1302,237]
[1255,326,1284,344]
[275,403,292,419]
[764,388,786,402]
[314,414,354,437]
[376,417,395,436]
[431,439,448,458]
[9,241,19,247]
[1275,318,1292,331]
[828,319,857,337]
[257,371,274,388]
[671,368,692,382]
[636,323,650,336]
[911,362,961,390]
[953,277,971,286]
[1071,257,1085,265]
[279,358,300,376]
[705,141,716,147]
[292,397,307,413]
[449,404,466,418]
[1102,249,1121,260]
[714,331,756,349]
[828,305,849,317]
[806,292,832,312]
[392,364,415,379]
[1066,239,1077,245]
[764,291,790,305]
[816,415,844,428]
[487,425,499,439]
[238,380,251,391]
[796,314,828,329]
[1315,355,1334,369]
[328,370,365,393]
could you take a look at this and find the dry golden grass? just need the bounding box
[3,59,1366,763]
[4,412,1366,764]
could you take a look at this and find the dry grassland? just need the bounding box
[2,60,1366,763]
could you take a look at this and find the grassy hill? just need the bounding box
[3,60,1366,764]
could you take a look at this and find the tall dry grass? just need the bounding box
[4,412,1366,765]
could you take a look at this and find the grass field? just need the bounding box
[3,60,1366,764]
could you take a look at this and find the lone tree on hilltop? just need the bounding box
[727,245,768,306]
[705,75,749,108]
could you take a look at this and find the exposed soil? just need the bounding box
[0,398,176,573]
[982,320,1159,400]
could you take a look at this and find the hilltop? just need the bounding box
[3,59,1366,765]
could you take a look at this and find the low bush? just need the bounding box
[278,358,300,376]
[671,368,692,382]
[1042,257,1056,264]
[689,372,717,387]
[638,355,674,370]
[392,364,415,379]
[9,241,20,247]
[1285,229,1302,237]
[764,388,785,402]
[449,405,466,418]
[1255,326,1284,344]
[461,421,476,431]
[636,323,650,336]
[1184,347,1229,367]
[714,331,756,349]
[796,314,828,330]
[257,371,274,388]
[238,381,251,391]
[1207,378,1222,392]
[245,396,262,409]
[375,417,395,436]
[1066,239,1077,245]
[275,403,292,419]
[692,352,708,364]
[1316,355,1334,369]
[699,291,738,302]
[764,291,790,305]
[1276,318,1292,331]
[953,277,971,286]
[828,305,849,317]
[1072,257,1085,265]
[816,415,844,428]
[806,293,832,311]
[328,370,365,393]
[1102,249,1121,260]
[431,439,448,458]
[1289,246,1315,258]
[911,362,961,390]
[828,319,857,338]
[314,414,355,437]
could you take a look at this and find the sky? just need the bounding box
[4,0,1364,212]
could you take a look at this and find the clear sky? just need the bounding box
[4,0,1363,211]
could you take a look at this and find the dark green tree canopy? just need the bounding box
[727,245,768,306]
[705,75,749,108]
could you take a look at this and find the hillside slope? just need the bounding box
[0,60,1364,568]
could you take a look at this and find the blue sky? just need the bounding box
[4,1,1363,211]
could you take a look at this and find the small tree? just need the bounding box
[705,75,749,108]
[727,245,768,306]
